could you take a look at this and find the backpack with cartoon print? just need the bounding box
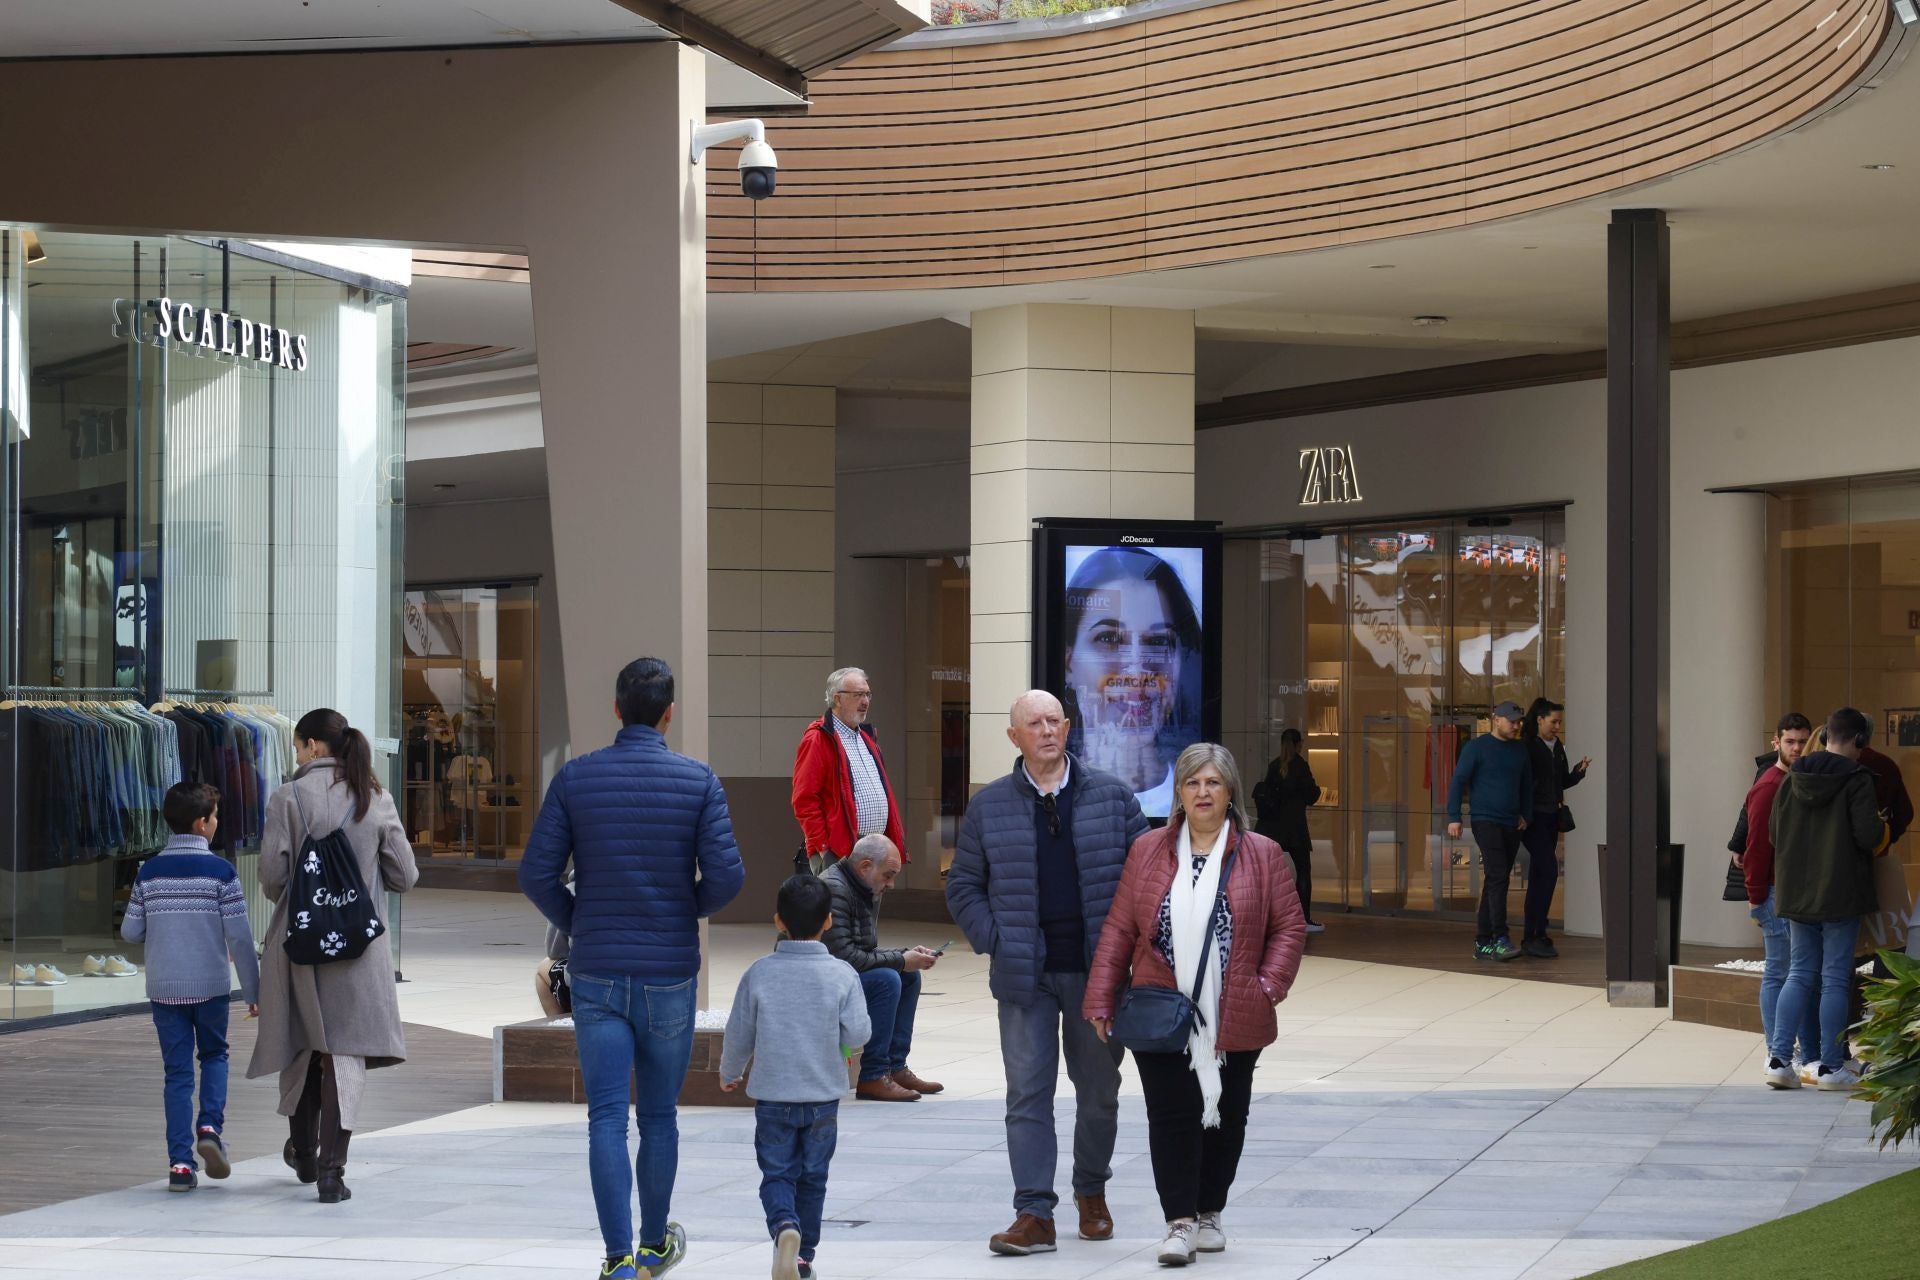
[282,787,384,966]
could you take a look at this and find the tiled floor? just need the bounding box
[1,889,1912,1279]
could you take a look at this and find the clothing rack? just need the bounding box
[168,689,274,701]
[4,685,131,696]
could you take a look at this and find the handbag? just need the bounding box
[1110,849,1237,1055]
[282,786,385,966]
[546,955,572,1014]
[1557,803,1576,834]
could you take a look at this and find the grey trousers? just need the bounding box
[998,970,1124,1219]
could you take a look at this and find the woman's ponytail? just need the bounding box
[295,708,382,821]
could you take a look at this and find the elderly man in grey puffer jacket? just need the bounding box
[947,690,1148,1258]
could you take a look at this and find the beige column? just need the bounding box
[706,382,838,778]
[528,46,709,762]
[969,304,1195,785]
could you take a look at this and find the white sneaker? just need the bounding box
[1764,1057,1801,1090]
[773,1225,801,1280]
[81,955,107,977]
[1303,921,1326,935]
[10,963,33,985]
[1157,1220,1197,1267]
[33,964,68,986]
[1794,1058,1815,1084]
[1194,1211,1226,1253]
[104,955,139,977]
[1816,1065,1861,1091]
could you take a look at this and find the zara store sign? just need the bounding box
[110,297,311,371]
[1298,444,1364,506]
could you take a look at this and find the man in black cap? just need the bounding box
[1446,700,1537,962]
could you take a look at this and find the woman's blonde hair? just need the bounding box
[1174,741,1244,831]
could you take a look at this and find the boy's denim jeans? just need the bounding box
[754,1100,839,1264]
[570,973,697,1258]
[151,997,230,1167]
[1751,890,1821,1063]
[1770,916,1862,1069]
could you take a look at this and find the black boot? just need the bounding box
[284,1057,322,1184]
[316,1054,353,1204]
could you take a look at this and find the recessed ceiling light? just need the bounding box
[1367,263,1396,270]
[1412,315,1449,326]
[1521,245,1540,251]
[432,482,457,491]
[1863,163,1896,171]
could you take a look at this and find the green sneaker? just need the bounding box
[1474,941,1498,962]
[599,1255,639,1280]
[1487,937,1521,962]
[636,1223,687,1277]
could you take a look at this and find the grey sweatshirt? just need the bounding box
[720,939,872,1103]
[122,835,261,1004]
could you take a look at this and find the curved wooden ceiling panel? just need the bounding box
[708,0,1891,292]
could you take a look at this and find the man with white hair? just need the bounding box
[947,690,1148,1257]
[792,667,906,875]
[820,834,943,1102]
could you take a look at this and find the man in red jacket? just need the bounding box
[792,668,907,873]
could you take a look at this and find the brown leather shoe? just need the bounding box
[1074,1192,1114,1241]
[892,1068,944,1095]
[989,1213,1058,1256]
[855,1076,921,1102]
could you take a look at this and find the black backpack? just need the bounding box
[282,786,385,965]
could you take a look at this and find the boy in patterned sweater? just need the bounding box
[122,782,261,1192]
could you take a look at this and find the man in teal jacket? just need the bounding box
[1445,701,1536,963]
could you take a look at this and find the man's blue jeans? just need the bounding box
[151,997,230,1167]
[1770,916,1862,1070]
[856,967,920,1083]
[998,970,1123,1219]
[570,973,697,1258]
[755,1101,838,1264]
[1751,891,1820,1063]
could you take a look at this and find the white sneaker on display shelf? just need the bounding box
[104,955,139,977]
[33,964,68,986]
[82,955,107,977]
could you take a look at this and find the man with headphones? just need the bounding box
[1767,707,1886,1091]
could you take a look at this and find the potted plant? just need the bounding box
[1854,948,1920,1150]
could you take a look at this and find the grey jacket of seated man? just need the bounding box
[820,860,902,972]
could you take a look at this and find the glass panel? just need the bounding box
[900,555,969,895]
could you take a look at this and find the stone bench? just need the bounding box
[1670,964,1762,1033]
[493,1016,858,1106]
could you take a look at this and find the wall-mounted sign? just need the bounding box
[110,298,310,371]
[1298,445,1363,506]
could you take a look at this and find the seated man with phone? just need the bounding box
[819,834,945,1101]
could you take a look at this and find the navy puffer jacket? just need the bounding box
[947,754,1147,1008]
[518,725,746,982]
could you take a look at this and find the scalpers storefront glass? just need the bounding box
[0,231,407,1026]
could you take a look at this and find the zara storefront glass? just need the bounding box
[0,232,406,1024]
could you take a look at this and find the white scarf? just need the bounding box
[1171,818,1230,1127]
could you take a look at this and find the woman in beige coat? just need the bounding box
[246,708,418,1203]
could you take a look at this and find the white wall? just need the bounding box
[1198,334,1920,947]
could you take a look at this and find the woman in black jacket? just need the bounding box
[1519,698,1588,958]
[1253,729,1324,933]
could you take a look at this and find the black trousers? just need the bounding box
[1285,844,1315,923]
[1133,1047,1261,1222]
[1519,813,1561,942]
[1472,821,1523,945]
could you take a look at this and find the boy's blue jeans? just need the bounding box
[755,1100,839,1264]
[570,973,697,1258]
[151,997,230,1167]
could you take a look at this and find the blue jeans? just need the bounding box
[856,967,920,1083]
[1751,891,1820,1063]
[150,997,230,1167]
[755,1101,838,1264]
[997,970,1123,1219]
[1770,917,1862,1069]
[570,973,697,1258]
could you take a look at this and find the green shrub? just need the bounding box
[1854,948,1920,1150]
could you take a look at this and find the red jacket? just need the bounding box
[1083,820,1307,1053]
[1741,766,1789,906]
[791,717,908,862]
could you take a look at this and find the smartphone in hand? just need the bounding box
[930,938,955,956]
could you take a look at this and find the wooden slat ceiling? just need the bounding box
[706,0,1893,292]
[614,0,930,95]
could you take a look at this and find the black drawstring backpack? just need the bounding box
[283,785,385,965]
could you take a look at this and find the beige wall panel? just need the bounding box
[1111,373,1196,444]
[761,509,835,572]
[760,631,836,658]
[709,483,765,511]
[762,425,836,488]
[709,716,764,778]
[709,422,764,485]
[1027,369,1113,442]
[762,485,835,512]
[709,382,763,425]
[969,539,1032,617]
[761,655,829,718]
[710,655,764,718]
[761,571,836,633]
[1112,310,1197,375]
[762,384,837,427]
[708,508,763,571]
[709,570,763,633]
[972,306,1032,377]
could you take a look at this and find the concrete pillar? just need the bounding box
[968,304,1195,785]
[528,45,709,761]
[707,382,838,778]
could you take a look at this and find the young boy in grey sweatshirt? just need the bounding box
[122,782,261,1192]
[721,875,872,1280]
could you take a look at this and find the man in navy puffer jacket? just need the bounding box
[948,690,1147,1258]
[519,657,745,1280]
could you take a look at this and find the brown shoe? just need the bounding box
[989,1213,1058,1256]
[892,1068,944,1095]
[1074,1192,1114,1241]
[855,1076,921,1102]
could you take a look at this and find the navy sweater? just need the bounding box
[1446,735,1536,828]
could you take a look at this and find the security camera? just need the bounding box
[690,119,778,201]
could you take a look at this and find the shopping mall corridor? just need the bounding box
[0,889,1911,1279]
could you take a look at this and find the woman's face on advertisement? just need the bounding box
[1067,574,1183,788]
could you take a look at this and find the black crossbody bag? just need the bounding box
[1111,848,1237,1055]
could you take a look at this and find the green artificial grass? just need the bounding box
[1581,1168,1920,1279]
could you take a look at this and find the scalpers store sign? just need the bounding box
[111,298,312,371]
